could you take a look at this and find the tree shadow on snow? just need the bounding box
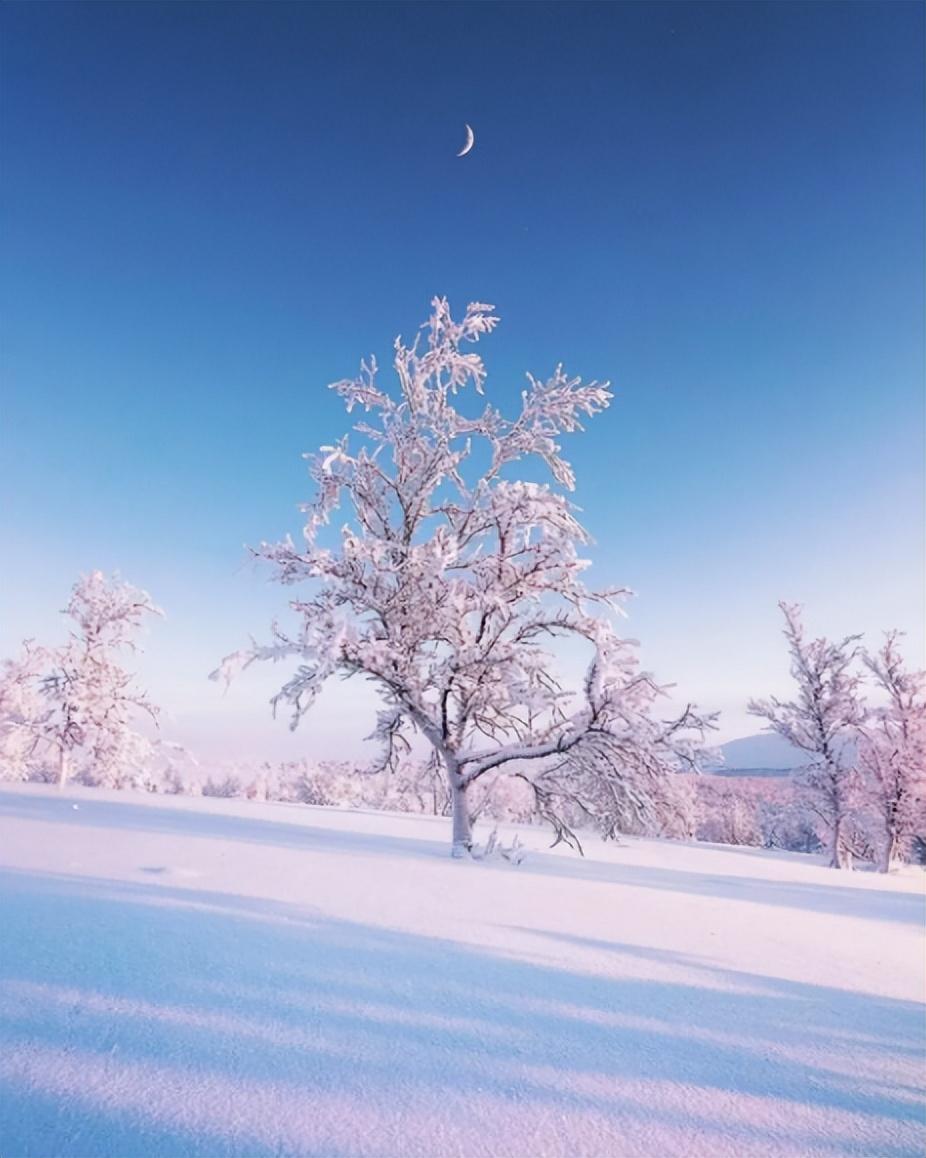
[505,854,926,927]
[1,786,922,929]
[0,787,448,863]
[0,867,922,1158]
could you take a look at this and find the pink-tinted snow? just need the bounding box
[0,784,923,1157]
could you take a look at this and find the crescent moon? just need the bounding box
[457,124,475,157]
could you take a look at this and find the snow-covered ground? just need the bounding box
[0,784,923,1158]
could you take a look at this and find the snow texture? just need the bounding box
[0,783,923,1158]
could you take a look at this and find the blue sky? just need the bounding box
[2,1,923,761]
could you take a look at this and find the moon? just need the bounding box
[457,124,475,157]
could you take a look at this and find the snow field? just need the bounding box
[0,784,923,1157]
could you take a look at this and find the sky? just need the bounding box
[1,1,923,764]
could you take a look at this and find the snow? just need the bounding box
[0,784,923,1158]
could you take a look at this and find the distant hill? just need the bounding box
[710,733,806,775]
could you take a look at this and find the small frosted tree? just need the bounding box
[215,297,712,855]
[859,633,926,871]
[749,603,864,869]
[0,642,51,780]
[36,572,161,787]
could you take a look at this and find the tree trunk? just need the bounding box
[828,818,847,869]
[451,781,473,858]
[57,746,69,790]
[880,827,898,874]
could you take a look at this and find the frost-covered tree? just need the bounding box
[858,633,926,871]
[0,642,51,780]
[695,777,764,847]
[0,572,163,787]
[45,571,162,787]
[215,297,712,855]
[749,603,864,869]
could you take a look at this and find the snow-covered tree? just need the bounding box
[0,572,163,787]
[47,571,162,787]
[858,633,926,871]
[214,297,713,855]
[749,603,864,868]
[0,642,51,780]
[695,777,764,847]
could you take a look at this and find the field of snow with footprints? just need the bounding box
[0,782,923,1158]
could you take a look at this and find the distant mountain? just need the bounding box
[710,733,806,774]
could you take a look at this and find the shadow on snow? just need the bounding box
[0,864,922,1157]
[1,787,922,927]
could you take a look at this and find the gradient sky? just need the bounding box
[1,1,923,764]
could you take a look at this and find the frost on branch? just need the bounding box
[215,296,714,854]
[471,829,527,865]
[0,572,164,788]
[858,633,926,871]
[0,642,50,781]
[749,603,865,870]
